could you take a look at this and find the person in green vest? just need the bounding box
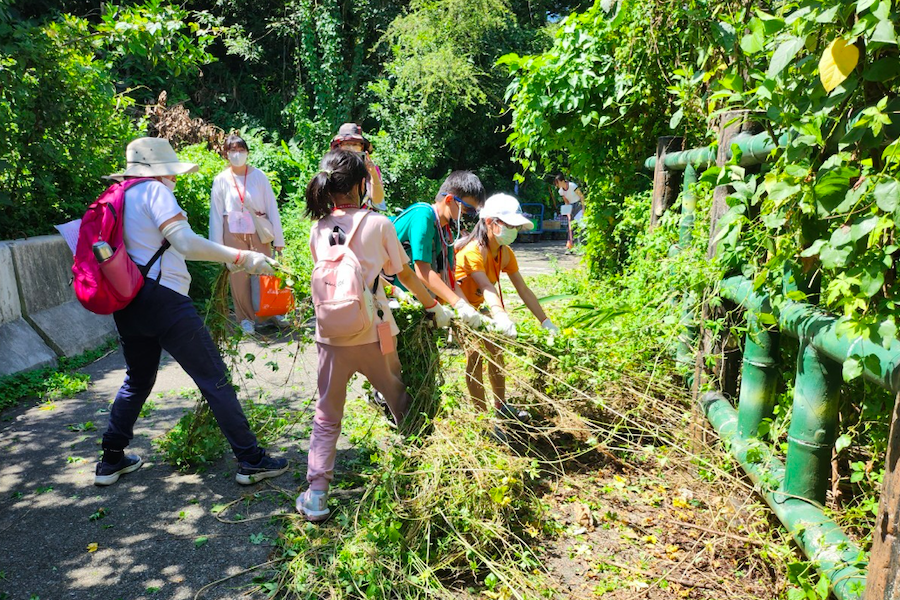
[390,171,486,328]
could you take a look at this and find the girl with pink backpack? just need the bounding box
[297,149,452,521]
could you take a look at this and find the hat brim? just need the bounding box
[107,161,199,180]
[331,136,371,151]
[494,213,535,231]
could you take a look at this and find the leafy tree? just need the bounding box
[0,6,138,238]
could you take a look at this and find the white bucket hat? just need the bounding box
[107,137,199,180]
[479,193,534,230]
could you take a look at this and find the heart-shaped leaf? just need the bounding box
[819,38,860,92]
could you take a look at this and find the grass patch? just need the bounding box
[0,338,116,413]
[154,393,304,470]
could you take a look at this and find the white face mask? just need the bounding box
[495,223,518,246]
[228,151,248,167]
[158,177,176,192]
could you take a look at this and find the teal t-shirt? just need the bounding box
[390,202,453,288]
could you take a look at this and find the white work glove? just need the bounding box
[391,286,413,305]
[541,318,560,335]
[425,301,453,329]
[453,299,483,328]
[490,311,517,338]
[238,251,277,276]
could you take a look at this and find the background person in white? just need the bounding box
[209,133,286,335]
[554,173,585,251]
[96,137,288,488]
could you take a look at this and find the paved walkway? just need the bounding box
[0,239,577,600]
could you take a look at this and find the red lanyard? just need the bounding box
[332,204,358,211]
[433,209,456,289]
[230,169,248,207]
[493,246,504,309]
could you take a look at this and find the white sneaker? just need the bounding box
[240,320,255,335]
[296,489,330,521]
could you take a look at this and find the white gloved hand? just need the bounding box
[491,311,517,338]
[238,251,276,276]
[541,318,560,335]
[425,301,453,329]
[391,286,414,305]
[453,299,483,328]
[225,261,241,273]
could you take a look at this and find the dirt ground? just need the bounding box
[539,451,785,599]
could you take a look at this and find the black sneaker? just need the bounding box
[94,454,143,486]
[235,454,289,485]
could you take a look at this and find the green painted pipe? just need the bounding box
[700,392,868,600]
[674,165,699,378]
[677,164,697,249]
[643,130,792,171]
[736,309,780,439]
[720,276,900,394]
[783,341,842,504]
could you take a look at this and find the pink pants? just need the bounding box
[307,341,409,491]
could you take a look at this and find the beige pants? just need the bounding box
[223,222,272,324]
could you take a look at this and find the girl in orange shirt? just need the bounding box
[454,194,559,420]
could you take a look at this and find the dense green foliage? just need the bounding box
[1,0,589,242]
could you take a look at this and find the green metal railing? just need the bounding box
[644,128,900,599]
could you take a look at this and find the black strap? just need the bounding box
[136,240,171,281]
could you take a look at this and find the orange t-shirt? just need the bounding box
[454,240,519,307]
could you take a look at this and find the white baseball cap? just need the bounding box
[479,193,534,230]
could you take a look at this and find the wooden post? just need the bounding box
[649,136,684,231]
[865,392,900,600]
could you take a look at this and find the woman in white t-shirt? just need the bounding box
[209,134,286,334]
[554,173,585,251]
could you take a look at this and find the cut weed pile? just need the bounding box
[257,313,788,599]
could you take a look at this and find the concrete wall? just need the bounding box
[0,242,58,377]
[0,235,117,377]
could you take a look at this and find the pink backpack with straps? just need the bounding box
[72,178,169,315]
[310,211,377,338]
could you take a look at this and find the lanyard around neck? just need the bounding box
[432,207,456,289]
[493,246,504,309]
[230,169,248,207]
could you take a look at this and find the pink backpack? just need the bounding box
[311,212,378,338]
[72,178,170,315]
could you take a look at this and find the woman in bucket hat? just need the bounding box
[96,137,289,487]
[330,123,386,211]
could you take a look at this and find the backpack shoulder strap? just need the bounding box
[343,210,370,246]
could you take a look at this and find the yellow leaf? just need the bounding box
[819,38,859,92]
[87,542,98,553]
[672,497,690,509]
[642,534,658,545]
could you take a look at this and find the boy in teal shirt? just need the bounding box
[391,171,485,327]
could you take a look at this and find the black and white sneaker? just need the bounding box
[235,454,289,485]
[94,454,143,486]
[368,390,397,429]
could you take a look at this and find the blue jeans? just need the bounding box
[102,281,263,464]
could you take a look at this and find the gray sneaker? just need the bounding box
[94,454,143,486]
[495,402,530,423]
[296,489,330,521]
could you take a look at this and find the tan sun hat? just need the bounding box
[107,137,199,180]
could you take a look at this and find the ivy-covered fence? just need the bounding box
[647,110,900,600]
